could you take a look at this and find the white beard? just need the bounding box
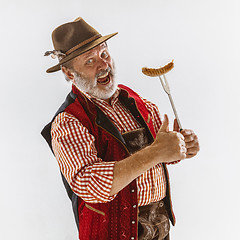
[72,66,118,100]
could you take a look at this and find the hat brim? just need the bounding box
[46,32,118,73]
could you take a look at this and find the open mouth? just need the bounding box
[97,72,110,85]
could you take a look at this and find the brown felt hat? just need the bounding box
[45,17,118,73]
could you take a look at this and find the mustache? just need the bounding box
[95,66,113,79]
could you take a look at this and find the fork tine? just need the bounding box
[159,75,170,94]
[163,75,171,93]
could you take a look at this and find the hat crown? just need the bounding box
[46,17,117,73]
[52,18,100,53]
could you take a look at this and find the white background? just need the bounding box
[1,0,240,239]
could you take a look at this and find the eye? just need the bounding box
[101,51,108,59]
[85,58,94,65]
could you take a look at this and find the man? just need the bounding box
[41,17,199,240]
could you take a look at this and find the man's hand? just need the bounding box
[110,114,187,196]
[173,119,200,158]
[151,114,187,163]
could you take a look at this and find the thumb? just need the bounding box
[159,114,169,132]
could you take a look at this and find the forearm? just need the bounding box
[110,115,187,196]
[109,145,158,196]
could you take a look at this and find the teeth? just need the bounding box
[98,72,108,78]
[101,77,110,85]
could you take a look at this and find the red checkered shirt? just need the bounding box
[51,88,175,205]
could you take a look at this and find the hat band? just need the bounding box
[65,34,102,55]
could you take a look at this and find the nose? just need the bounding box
[97,56,108,71]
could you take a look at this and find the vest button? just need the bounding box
[131,237,135,240]
[131,189,135,193]
[132,220,135,224]
[159,201,164,207]
[133,205,137,208]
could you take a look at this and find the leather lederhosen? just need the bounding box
[122,128,170,240]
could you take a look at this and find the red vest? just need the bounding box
[41,84,175,240]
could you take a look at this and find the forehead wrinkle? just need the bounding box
[82,50,96,59]
[73,43,108,65]
[83,43,108,58]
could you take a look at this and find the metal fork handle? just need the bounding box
[159,75,182,131]
[168,94,182,131]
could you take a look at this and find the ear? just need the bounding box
[61,66,75,82]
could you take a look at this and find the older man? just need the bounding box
[41,17,199,240]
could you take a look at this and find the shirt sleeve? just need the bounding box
[140,97,162,134]
[141,97,181,165]
[51,112,117,203]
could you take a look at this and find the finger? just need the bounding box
[173,118,180,132]
[181,129,194,136]
[179,152,187,160]
[181,146,187,154]
[159,114,169,132]
[185,139,196,148]
[186,152,197,158]
[176,132,185,141]
[186,147,199,155]
[183,134,195,143]
[179,139,186,148]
